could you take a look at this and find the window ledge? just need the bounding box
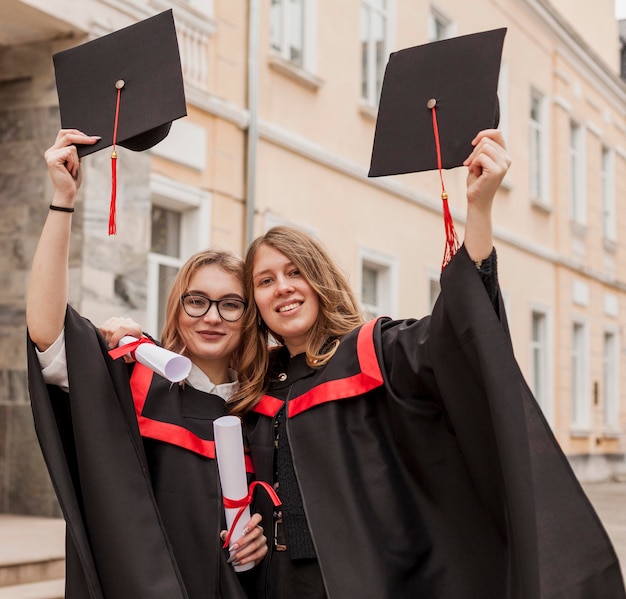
[499,174,514,192]
[570,427,591,438]
[570,220,588,240]
[358,100,378,121]
[268,54,323,91]
[603,237,618,254]
[530,197,552,214]
[602,429,621,439]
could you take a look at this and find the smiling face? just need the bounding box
[177,263,245,383]
[252,243,320,356]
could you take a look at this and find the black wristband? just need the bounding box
[49,204,75,213]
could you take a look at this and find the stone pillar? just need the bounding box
[0,36,151,516]
[0,39,65,516]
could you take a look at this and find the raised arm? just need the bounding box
[26,130,99,350]
[462,129,511,262]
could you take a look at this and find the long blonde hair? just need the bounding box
[230,226,365,415]
[160,248,245,367]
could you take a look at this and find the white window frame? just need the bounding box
[529,88,549,207]
[530,306,553,422]
[571,318,590,432]
[360,0,393,106]
[357,247,398,319]
[602,327,620,432]
[270,0,317,72]
[601,146,616,241]
[569,119,586,224]
[182,0,214,17]
[147,174,212,336]
[427,267,441,314]
[428,5,456,42]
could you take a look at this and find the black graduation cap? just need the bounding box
[368,28,507,177]
[52,9,187,234]
[368,28,507,268]
[53,9,187,159]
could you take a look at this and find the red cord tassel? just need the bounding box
[441,191,458,269]
[109,84,123,236]
[109,150,117,235]
[430,103,459,270]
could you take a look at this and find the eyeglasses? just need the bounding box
[180,293,247,322]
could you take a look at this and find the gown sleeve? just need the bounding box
[429,246,625,598]
[27,305,189,599]
[378,245,499,405]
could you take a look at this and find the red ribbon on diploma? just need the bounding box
[222,481,281,549]
[108,336,154,361]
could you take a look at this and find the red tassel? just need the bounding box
[441,191,459,269]
[430,103,459,270]
[109,83,123,236]
[109,150,117,235]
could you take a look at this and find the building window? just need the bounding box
[428,275,441,313]
[361,263,381,318]
[603,330,619,430]
[529,90,546,204]
[621,28,626,81]
[601,146,616,241]
[148,175,212,337]
[360,0,389,105]
[571,320,589,430]
[150,207,184,336]
[271,0,307,67]
[531,310,550,415]
[428,6,454,41]
[569,120,585,224]
[358,247,398,319]
[182,0,213,16]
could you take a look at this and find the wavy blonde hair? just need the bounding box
[230,226,365,415]
[160,248,245,368]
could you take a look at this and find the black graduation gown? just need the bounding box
[245,247,625,599]
[26,305,250,599]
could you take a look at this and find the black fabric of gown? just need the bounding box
[27,305,251,599]
[245,246,625,599]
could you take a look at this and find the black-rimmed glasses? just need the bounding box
[180,293,247,322]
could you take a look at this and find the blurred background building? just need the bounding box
[1,0,625,518]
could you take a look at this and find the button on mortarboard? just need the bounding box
[52,9,187,158]
[368,28,507,177]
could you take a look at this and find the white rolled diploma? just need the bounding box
[213,415,254,572]
[118,336,192,383]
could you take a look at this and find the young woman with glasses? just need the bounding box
[26,130,267,599]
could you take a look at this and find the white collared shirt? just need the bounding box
[35,329,238,401]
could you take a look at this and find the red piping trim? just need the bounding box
[252,394,285,418]
[252,319,384,418]
[129,364,254,473]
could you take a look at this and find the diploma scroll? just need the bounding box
[118,336,191,383]
[214,415,255,572]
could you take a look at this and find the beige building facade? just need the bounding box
[0,0,624,515]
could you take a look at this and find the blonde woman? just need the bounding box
[232,131,625,599]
